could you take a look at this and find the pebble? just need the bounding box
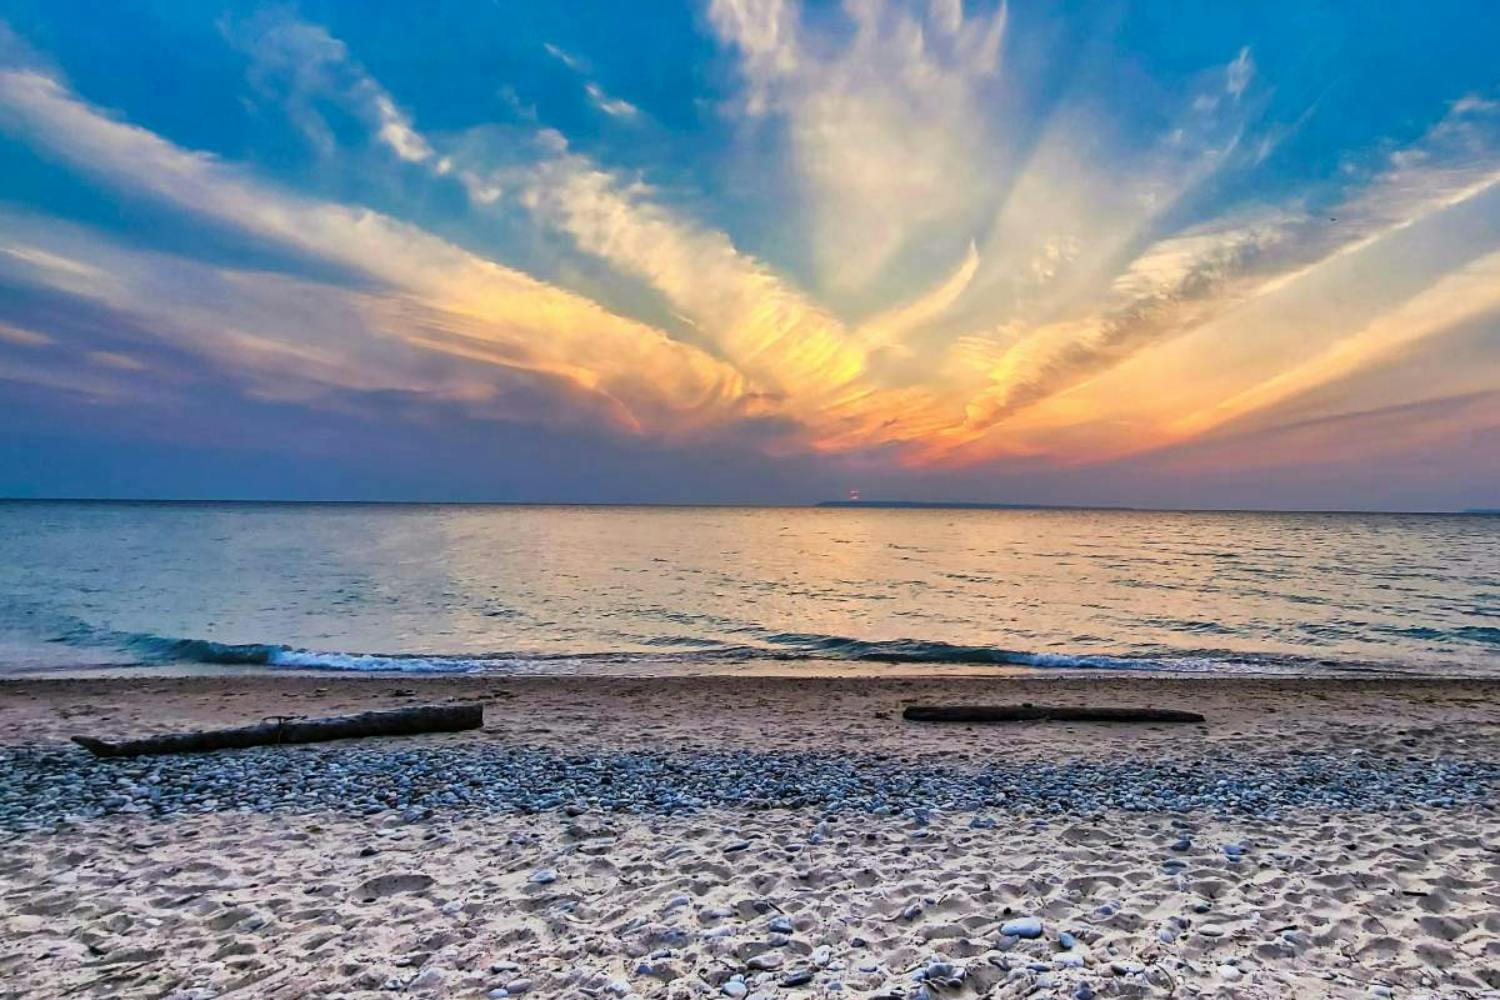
[780,970,814,988]
[1000,917,1043,939]
[528,868,558,885]
[409,968,444,990]
[747,953,783,971]
[2,743,1494,831]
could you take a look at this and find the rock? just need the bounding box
[504,979,532,994]
[1218,965,1242,981]
[921,960,964,987]
[780,969,814,987]
[528,868,558,885]
[1000,917,1043,939]
[1058,931,1076,950]
[409,968,444,990]
[722,982,747,999]
[747,953,783,971]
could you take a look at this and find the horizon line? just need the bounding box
[0,497,1495,516]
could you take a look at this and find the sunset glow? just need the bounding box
[1,2,1497,506]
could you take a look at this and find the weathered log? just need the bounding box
[902,705,1205,724]
[72,704,483,758]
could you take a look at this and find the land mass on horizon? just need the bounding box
[816,499,1138,511]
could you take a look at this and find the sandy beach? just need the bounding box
[2,674,1499,999]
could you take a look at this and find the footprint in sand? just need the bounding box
[353,872,435,901]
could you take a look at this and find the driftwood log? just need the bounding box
[72,704,483,758]
[903,705,1205,724]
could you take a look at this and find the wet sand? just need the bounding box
[4,672,1500,760]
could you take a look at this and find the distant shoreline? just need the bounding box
[815,499,1138,511]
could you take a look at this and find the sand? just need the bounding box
[2,674,1499,999]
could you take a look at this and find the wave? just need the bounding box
[123,634,510,673]
[79,627,1395,676]
[16,604,1431,676]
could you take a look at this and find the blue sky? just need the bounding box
[0,1,1497,507]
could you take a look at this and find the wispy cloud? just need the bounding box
[544,39,640,121]
[0,66,752,436]
[0,320,52,347]
[945,94,1500,449]
[1171,248,1500,438]
[584,81,639,120]
[709,0,1007,291]
[223,10,439,166]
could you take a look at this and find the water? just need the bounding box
[0,501,1495,677]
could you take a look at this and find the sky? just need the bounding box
[0,1,1497,509]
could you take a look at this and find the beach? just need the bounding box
[2,674,1498,999]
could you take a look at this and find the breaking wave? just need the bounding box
[75,627,1398,676]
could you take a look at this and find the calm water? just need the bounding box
[0,502,1496,676]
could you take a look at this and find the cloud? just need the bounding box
[85,350,147,371]
[0,66,754,437]
[1225,47,1253,99]
[510,152,897,446]
[0,320,52,347]
[584,82,640,120]
[708,0,1007,291]
[947,94,1500,442]
[1171,248,1500,437]
[857,241,979,352]
[1155,390,1500,476]
[543,42,585,73]
[222,9,437,165]
[544,39,640,121]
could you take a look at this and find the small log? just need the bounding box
[72,704,483,758]
[902,705,1205,724]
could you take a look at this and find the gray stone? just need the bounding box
[1000,917,1043,939]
